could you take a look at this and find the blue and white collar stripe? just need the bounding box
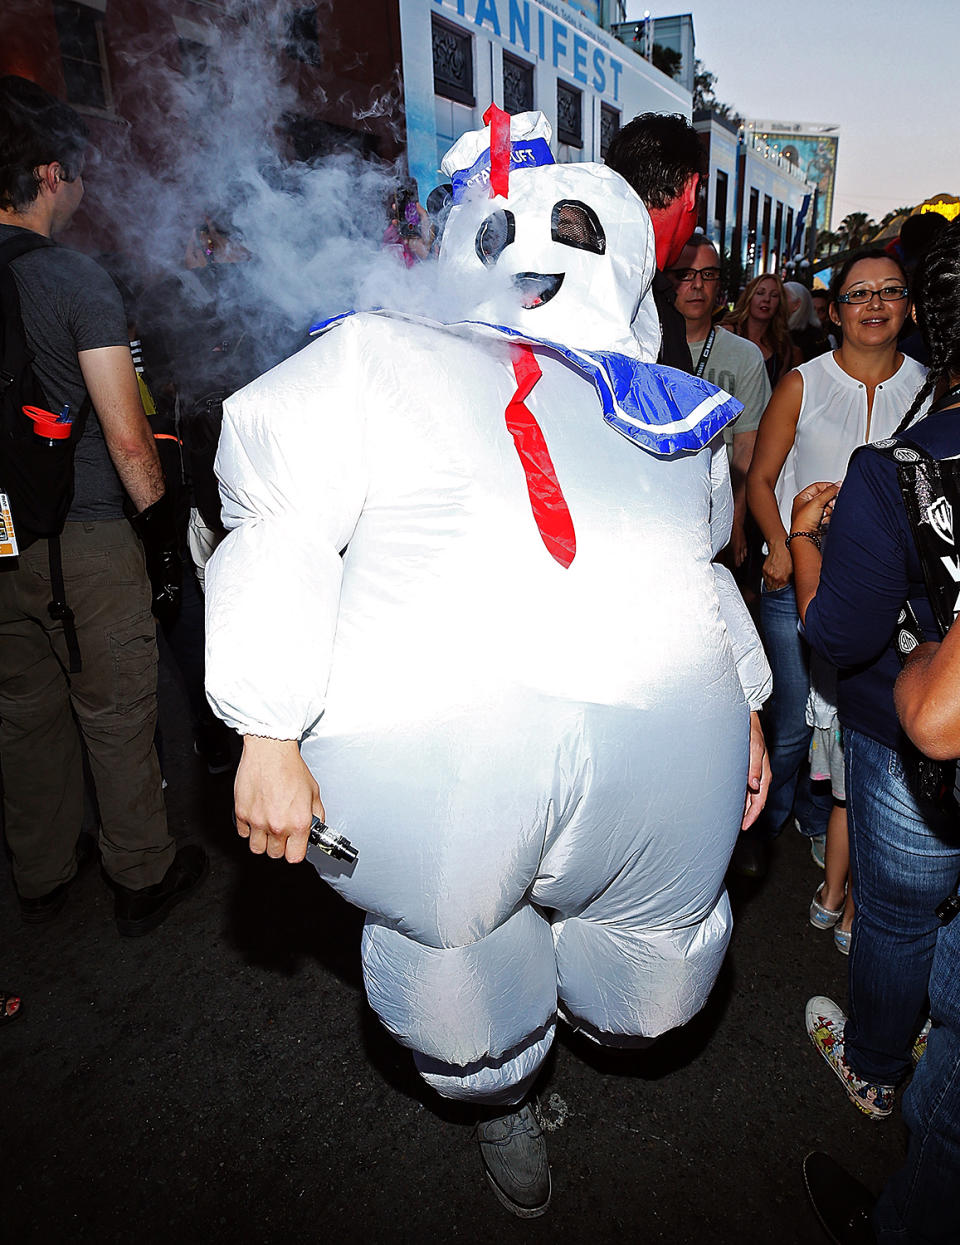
[308,310,742,456]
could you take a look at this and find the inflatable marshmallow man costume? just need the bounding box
[205,111,771,1103]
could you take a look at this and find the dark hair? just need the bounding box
[0,76,88,212]
[811,288,829,303]
[828,248,907,306]
[604,113,704,210]
[899,211,948,264]
[896,220,960,431]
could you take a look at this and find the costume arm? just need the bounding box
[710,441,772,709]
[204,326,367,740]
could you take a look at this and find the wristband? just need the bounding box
[785,530,822,552]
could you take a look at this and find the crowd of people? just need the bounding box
[1,75,959,1241]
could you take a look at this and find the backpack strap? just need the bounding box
[46,534,81,673]
[0,232,83,672]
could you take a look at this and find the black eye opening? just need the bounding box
[551,200,605,255]
[475,210,516,267]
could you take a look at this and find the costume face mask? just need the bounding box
[438,114,658,359]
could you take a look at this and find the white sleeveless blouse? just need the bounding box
[774,350,929,531]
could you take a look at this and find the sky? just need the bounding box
[626,0,960,229]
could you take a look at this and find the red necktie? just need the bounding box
[504,345,577,569]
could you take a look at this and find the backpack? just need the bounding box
[0,232,91,549]
[866,431,960,807]
[0,231,90,670]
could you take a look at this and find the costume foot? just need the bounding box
[109,844,209,937]
[802,1151,876,1243]
[805,997,895,1119]
[475,1098,551,1218]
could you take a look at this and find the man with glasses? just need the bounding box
[604,112,704,372]
[668,233,771,567]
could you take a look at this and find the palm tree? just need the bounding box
[836,212,879,250]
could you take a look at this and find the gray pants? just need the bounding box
[0,520,174,897]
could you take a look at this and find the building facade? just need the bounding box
[399,0,691,200]
[696,111,821,286]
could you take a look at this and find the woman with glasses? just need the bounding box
[742,252,927,880]
[722,272,795,387]
[786,226,960,1141]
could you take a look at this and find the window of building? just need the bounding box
[746,187,759,277]
[761,194,772,271]
[600,104,620,161]
[773,200,784,270]
[53,1,111,112]
[286,7,322,65]
[502,53,534,116]
[556,82,582,149]
[432,15,474,107]
[714,169,728,254]
[785,206,795,259]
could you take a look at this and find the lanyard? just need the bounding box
[694,327,717,379]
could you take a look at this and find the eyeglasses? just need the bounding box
[667,266,722,284]
[836,285,909,305]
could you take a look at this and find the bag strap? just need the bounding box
[865,437,960,638]
[46,534,82,673]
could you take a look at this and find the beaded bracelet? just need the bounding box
[785,530,822,552]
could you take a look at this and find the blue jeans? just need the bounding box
[757,583,830,838]
[874,906,960,1244]
[844,729,960,1085]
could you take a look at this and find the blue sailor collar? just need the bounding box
[309,310,742,457]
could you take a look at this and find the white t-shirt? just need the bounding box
[773,350,929,531]
[690,328,771,461]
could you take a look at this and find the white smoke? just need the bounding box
[50,0,481,369]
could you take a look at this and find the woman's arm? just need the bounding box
[746,370,804,590]
[788,481,840,622]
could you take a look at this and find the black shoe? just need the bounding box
[19,880,71,924]
[111,844,209,937]
[729,830,769,879]
[19,832,100,924]
[475,1099,551,1219]
[803,1152,876,1244]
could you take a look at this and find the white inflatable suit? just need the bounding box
[205,112,771,1103]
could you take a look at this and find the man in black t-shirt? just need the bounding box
[604,113,705,373]
[0,76,207,935]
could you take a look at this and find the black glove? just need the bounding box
[130,491,182,625]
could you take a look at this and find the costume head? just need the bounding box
[437,110,659,360]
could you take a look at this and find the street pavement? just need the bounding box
[3,668,911,1243]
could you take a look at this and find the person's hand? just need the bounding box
[761,539,793,591]
[790,481,840,535]
[741,711,771,831]
[234,736,324,863]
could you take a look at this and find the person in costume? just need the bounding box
[204,110,771,1218]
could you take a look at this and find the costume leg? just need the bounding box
[55,522,175,889]
[844,729,960,1085]
[0,547,83,898]
[361,904,557,1102]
